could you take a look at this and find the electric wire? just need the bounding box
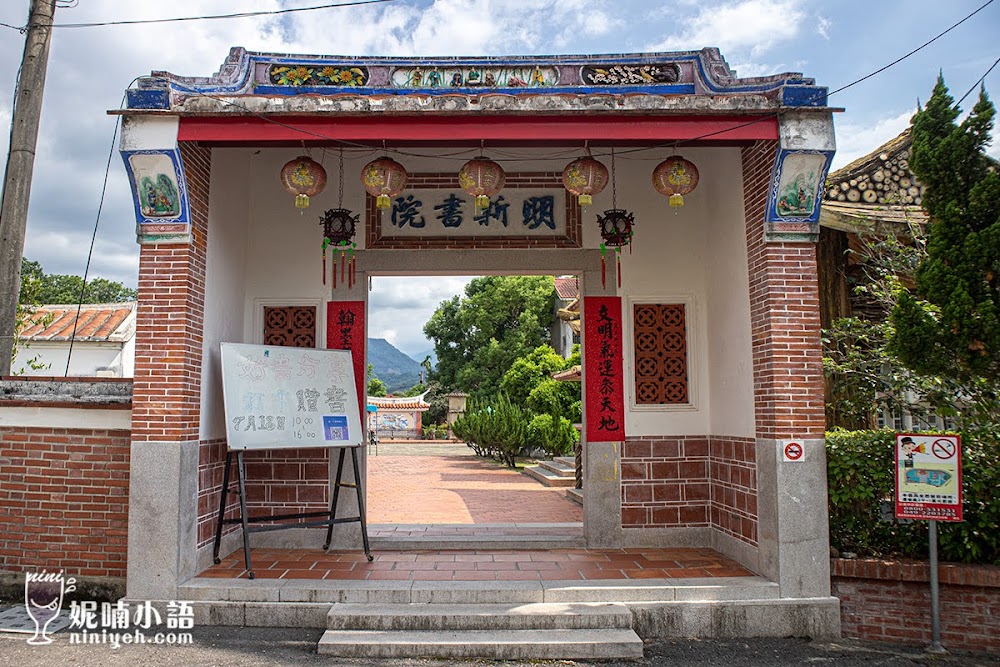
[63,83,133,375]
[956,55,1000,107]
[27,0,398,29]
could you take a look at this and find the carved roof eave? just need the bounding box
[114,92,820,117]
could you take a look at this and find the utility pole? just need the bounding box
[0,0,57,376]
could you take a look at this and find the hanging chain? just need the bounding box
[337,148,344,208]
[611,148,617,209]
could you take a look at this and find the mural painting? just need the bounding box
[772,151,827,219]
[581,63,681,85]
[267,64,369,87]
[126,152,182,219]
[390,65,557,88]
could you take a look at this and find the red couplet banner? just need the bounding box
[327,301,366,417]
[584,296,626,442]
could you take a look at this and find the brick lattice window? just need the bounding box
[263,306,316,348]
[633,304,688,404]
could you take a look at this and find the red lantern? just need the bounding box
[652,156,699,208]
[279,156,327,209]
[562,156,608,208]
[459,157,505,211]
[361,157,408,209]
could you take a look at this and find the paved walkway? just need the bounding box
[201,547,754,581]
[366,441,581,524]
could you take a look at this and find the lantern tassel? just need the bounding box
[341,253,346,284]
[600,243,607,289]
[617,247,622,288]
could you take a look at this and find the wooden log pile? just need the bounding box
[826,148,923,207]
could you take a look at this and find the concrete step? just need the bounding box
[317,628,644,659]
[326,601,632,631]
[554,456,576,467]
[523,465,575,487]
[566,488,583,505]
[537,458,575,477]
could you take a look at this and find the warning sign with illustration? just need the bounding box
[894,433,962,522]
[220,342,362,451]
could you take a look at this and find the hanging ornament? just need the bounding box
[652,155,699,210]
[322,150,360,289]
[361,157,408,210]
[459,157,505,212]
[595,149,634,289]
[561,155,608,210]
[280,155,327,210]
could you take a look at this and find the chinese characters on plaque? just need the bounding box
[380,190,565,237]
[327,301,366,416]
[584,297,626,442]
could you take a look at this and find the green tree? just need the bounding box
[366,363,387,397]
[890,78,1000,388]
[424,276,556,398]
[19,258,137,304]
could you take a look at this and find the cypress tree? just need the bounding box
[890,76,1000,385]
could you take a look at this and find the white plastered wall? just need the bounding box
[202,145,755,441]
[199,148,250,441]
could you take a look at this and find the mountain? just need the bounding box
[413,348,437,369]
[368,338,423,393]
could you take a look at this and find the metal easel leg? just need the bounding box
[212,451,234,564]
[236,450,254,579]
[351,446,373,561]
[324,447,347,550]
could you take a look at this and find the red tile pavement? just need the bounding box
[367,452,581,524]
[202,547,754,581]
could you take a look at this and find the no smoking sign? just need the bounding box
[780,440,805,462]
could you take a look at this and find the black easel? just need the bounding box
[212,444,372,579]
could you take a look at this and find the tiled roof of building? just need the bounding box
[20,302,136,343]
[369,395,430,411]
[555,276,579,300]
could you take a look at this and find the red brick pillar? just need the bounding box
[127,142,211,599]
[742,140,830,598]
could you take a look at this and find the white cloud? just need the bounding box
[368,276,474,357]
[832,109,914,171]
[647,0,805,56]
[817,15,832,40]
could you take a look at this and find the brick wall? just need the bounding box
[621,434,757,545]
[0,426,130,577]
[742,140,825,440]
[621,436,710,529]
[832,558,1000,652]
[709,435,757,545]
[366,172,581,249]
[132,142,211,443]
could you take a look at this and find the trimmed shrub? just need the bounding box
[450,393,526,467]
[525,413,579,458]
[827,429,1000,565]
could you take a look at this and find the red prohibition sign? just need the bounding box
[784,442,803,460]
[931,438,956,460]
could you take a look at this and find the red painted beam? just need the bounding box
[177,114,778,144]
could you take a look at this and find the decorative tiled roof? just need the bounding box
[125,47,829,114]
[368,395,430,411]
[552,365,581,382]
[554,276,579,300]
[20,302,136,343]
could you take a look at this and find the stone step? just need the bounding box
[317,628,644,659]
[370,534,585,550]
[537,458,575,477]
[566,488,583,505]
[554,456,576,467]
[326,601,633,631]
[523,465,576,487]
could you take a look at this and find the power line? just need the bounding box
[10,0,397,30]
[956,55,1000,107]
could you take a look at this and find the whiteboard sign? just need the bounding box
[220,342,362,450]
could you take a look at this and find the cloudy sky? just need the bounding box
[0,0,997,358]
